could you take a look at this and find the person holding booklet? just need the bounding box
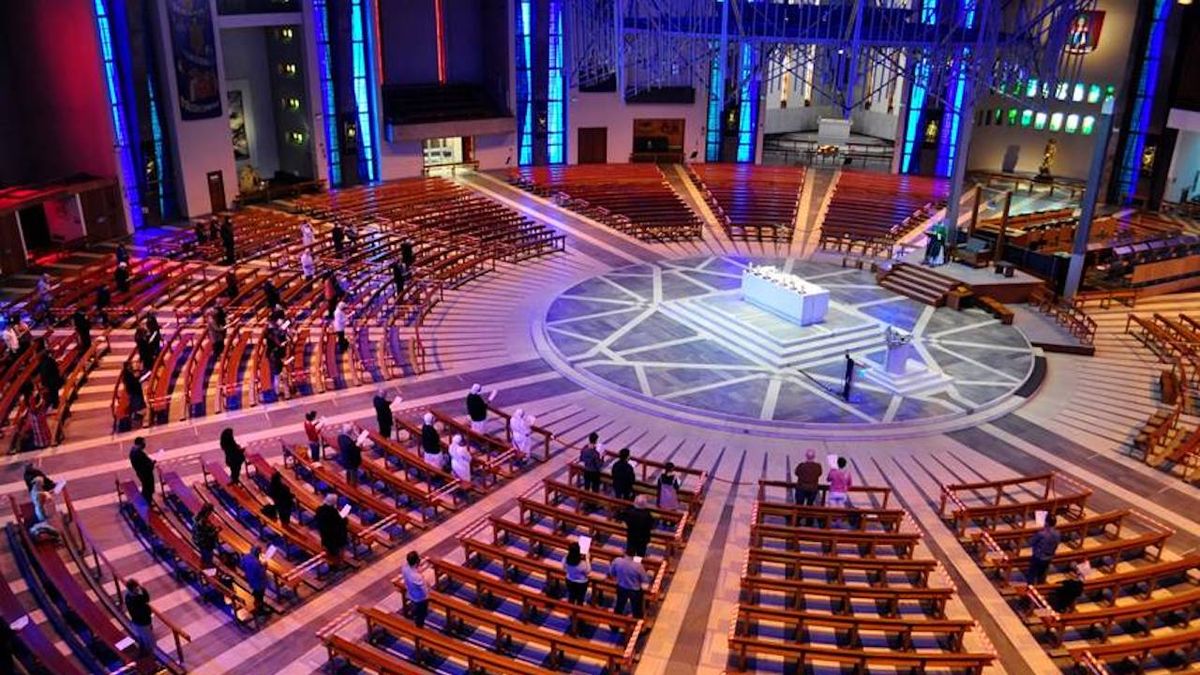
[562,541,591,605]
[609,552,648,619]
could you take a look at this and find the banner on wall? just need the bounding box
[1065,10,1105,55]
[168,0,222,120]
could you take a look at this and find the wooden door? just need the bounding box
[577,127,607,164]
[207,171,227,213]
[79,183,125,239]
[0,213,27,275]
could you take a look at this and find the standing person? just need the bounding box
[72,308,91,350]
[220,428,245,485]
[300,221,315,247]
[194,219,209,245]
[38,345,63,408]
[562,541,590,605]
[611,448,636,501]
[1,317,18,359]
[300,248,315,280]
[390,260,409,302]
[373,389,393,439]
[121,362,146,426]
[330,222,345,255]
[1027,514,1061,585]
[1048,563,1086,612]
[332,300,349,352]
[134,323,155,372]
[95,285,111,326]
[420,413,442,468]
[579,432,604,492]
[337,424,361,486]
[145,313,161,358]
[123,579,155,655]
[793,449,823,508]
[114,261,130,293]
[401,239,415,267]
[448,435,472,486]
[842,351,855,402]
[323,273,340,319]
[400,551,433,628]
[21,389,52,450]
[221,217,236,265]
[115,244,130,267]
[241,546,268,614]
[609,552,648,619]
[192,504,220,570]
[265,324,287,398]
[268,470,295,528]
[225,269,239,300]
[826,456,853,509]
[129,437,156,502]
[207,307,227,357]
[314,494,349,564]
[304,411,322,460]
[622,495,654,557]
[657,462,681,511]
[509,410,534,462]
[465,383,487,433]
[263,280,282,311]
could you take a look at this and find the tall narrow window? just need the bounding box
[735,43,759,163]
[349,0,378,181]
[92,0,142,228]
[312,0,341,185]
[546,0,565,164]
[515,0,533,166]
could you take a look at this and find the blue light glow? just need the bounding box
[735,42,758,163]
[147,74,166,217]
[705,45,724,162]
[901,59,929,174]
[350,0,378,182]
[1116,0,1171,204]
[92,0,141,228]
[547,0,565,164]
[515,0,533,166]
[312,0,341,185]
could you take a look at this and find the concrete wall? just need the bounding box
[567,91,708,165]
[379,0,438,84]
[221,28,280,177]
[966,0,1137,179]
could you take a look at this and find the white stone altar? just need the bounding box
[741,265,830,326]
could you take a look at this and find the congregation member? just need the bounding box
[22,463,53,491]
[611,447,636,501]
[562,541,590,605]
[192,504,220,570]
[134,322,155,372]
[1026,514,1061,585]
[115,244,130,266]
[123,579,155,655]
[793,449,823,507]
[300,221,315,247]
[390,260,408,301]
[400,551,433,629]
[373,389,393,438]
[609,552,648,619]
[300,248,315,280]
[128,437,156,502]
[332,299,349,352]
[72,307,91,350]
[509,409,535,462]
[1,316,19,359]
[331,222,345,254]
[401,239,415,267]
[827,456,853,508]
[268,470,295,528]
[622,495,654,557]
[579,432,603,492]
[448,434,472,487]
[225,269,239,300]
[242,546,269,615]
[657,462,681,511]
[120,361,146,426]
[337,424,361,486]
[315,494,349,564]
[263,280,282,311]
[19,387,52,451]
[464,383,488,433]
[1048,563,1086,612]
[93,285,111,326]
[420,413,443,468]
[221,217,236,265]
[115,260,131,293]
[220,428,246,485]
[28,476,60,541]
[304,411,322,460]
[207,307,227,357]
[37,342,63,408]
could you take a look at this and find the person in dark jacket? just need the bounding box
[225,269,239,300]
[129,436,156,502]
[115,244,130,267]
[269,470,295,528]
[38,345,63,408]
[622,495,655,557]
[72,308,91,350]
[193,504,220,569]
[465,384,487,433]
[263,280,282,311]
[401,239,415,267]
[123,579,154,655]
[95,285,111,326]
[220,217,236,265]
[22,463,53,492]
[220,428,245,484]
[121,362,146,424]
[145,313,162,360]
[337,424,362,486]
[331,222,345,254]
[241,546,268,614]
[114,261,131,293]
[390,260,408,301]
[314,494,349,563]
[419,412,442,468]
[373,389,393,439]
[134,324,155,373]
[611,447,636,501]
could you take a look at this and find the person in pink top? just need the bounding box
[826,457,852,509]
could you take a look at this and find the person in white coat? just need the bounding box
[512,412,535,462]
[332,300,349,352]
[300,249,315,280]
[509,409,527,459]
[300,222,315,247]
[449,434,472,485]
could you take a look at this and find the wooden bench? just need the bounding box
[728,634,993,673]
[976,295,1014,324]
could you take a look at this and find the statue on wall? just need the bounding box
[1036,138,1058,181]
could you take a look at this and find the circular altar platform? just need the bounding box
[536,256,1040,439]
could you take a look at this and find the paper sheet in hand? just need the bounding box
[9,615,28,631]
[488,389,497,402]
[139,370,152,382]
[53,480,67,495]
[1076,561,1092,579]
[357,430,370,446]
[633,556,643,565]
[827,454,838,470]
[579,536,592,556]
[116,636,136,650]
[339,504,352,518]
[155,449,166,459]
[390,398,405,412]
[1034,510,1047,527]
[265,545,277,560]
[280,320,291,330]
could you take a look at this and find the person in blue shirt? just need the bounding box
[242,546,268,615]
[1027,514,1062,585]
[401,551,433,628]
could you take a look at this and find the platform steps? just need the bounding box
[877,262,963,307]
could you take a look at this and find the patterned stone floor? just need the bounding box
[542,256,1036,434]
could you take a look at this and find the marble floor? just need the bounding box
[1,168,1198,675]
